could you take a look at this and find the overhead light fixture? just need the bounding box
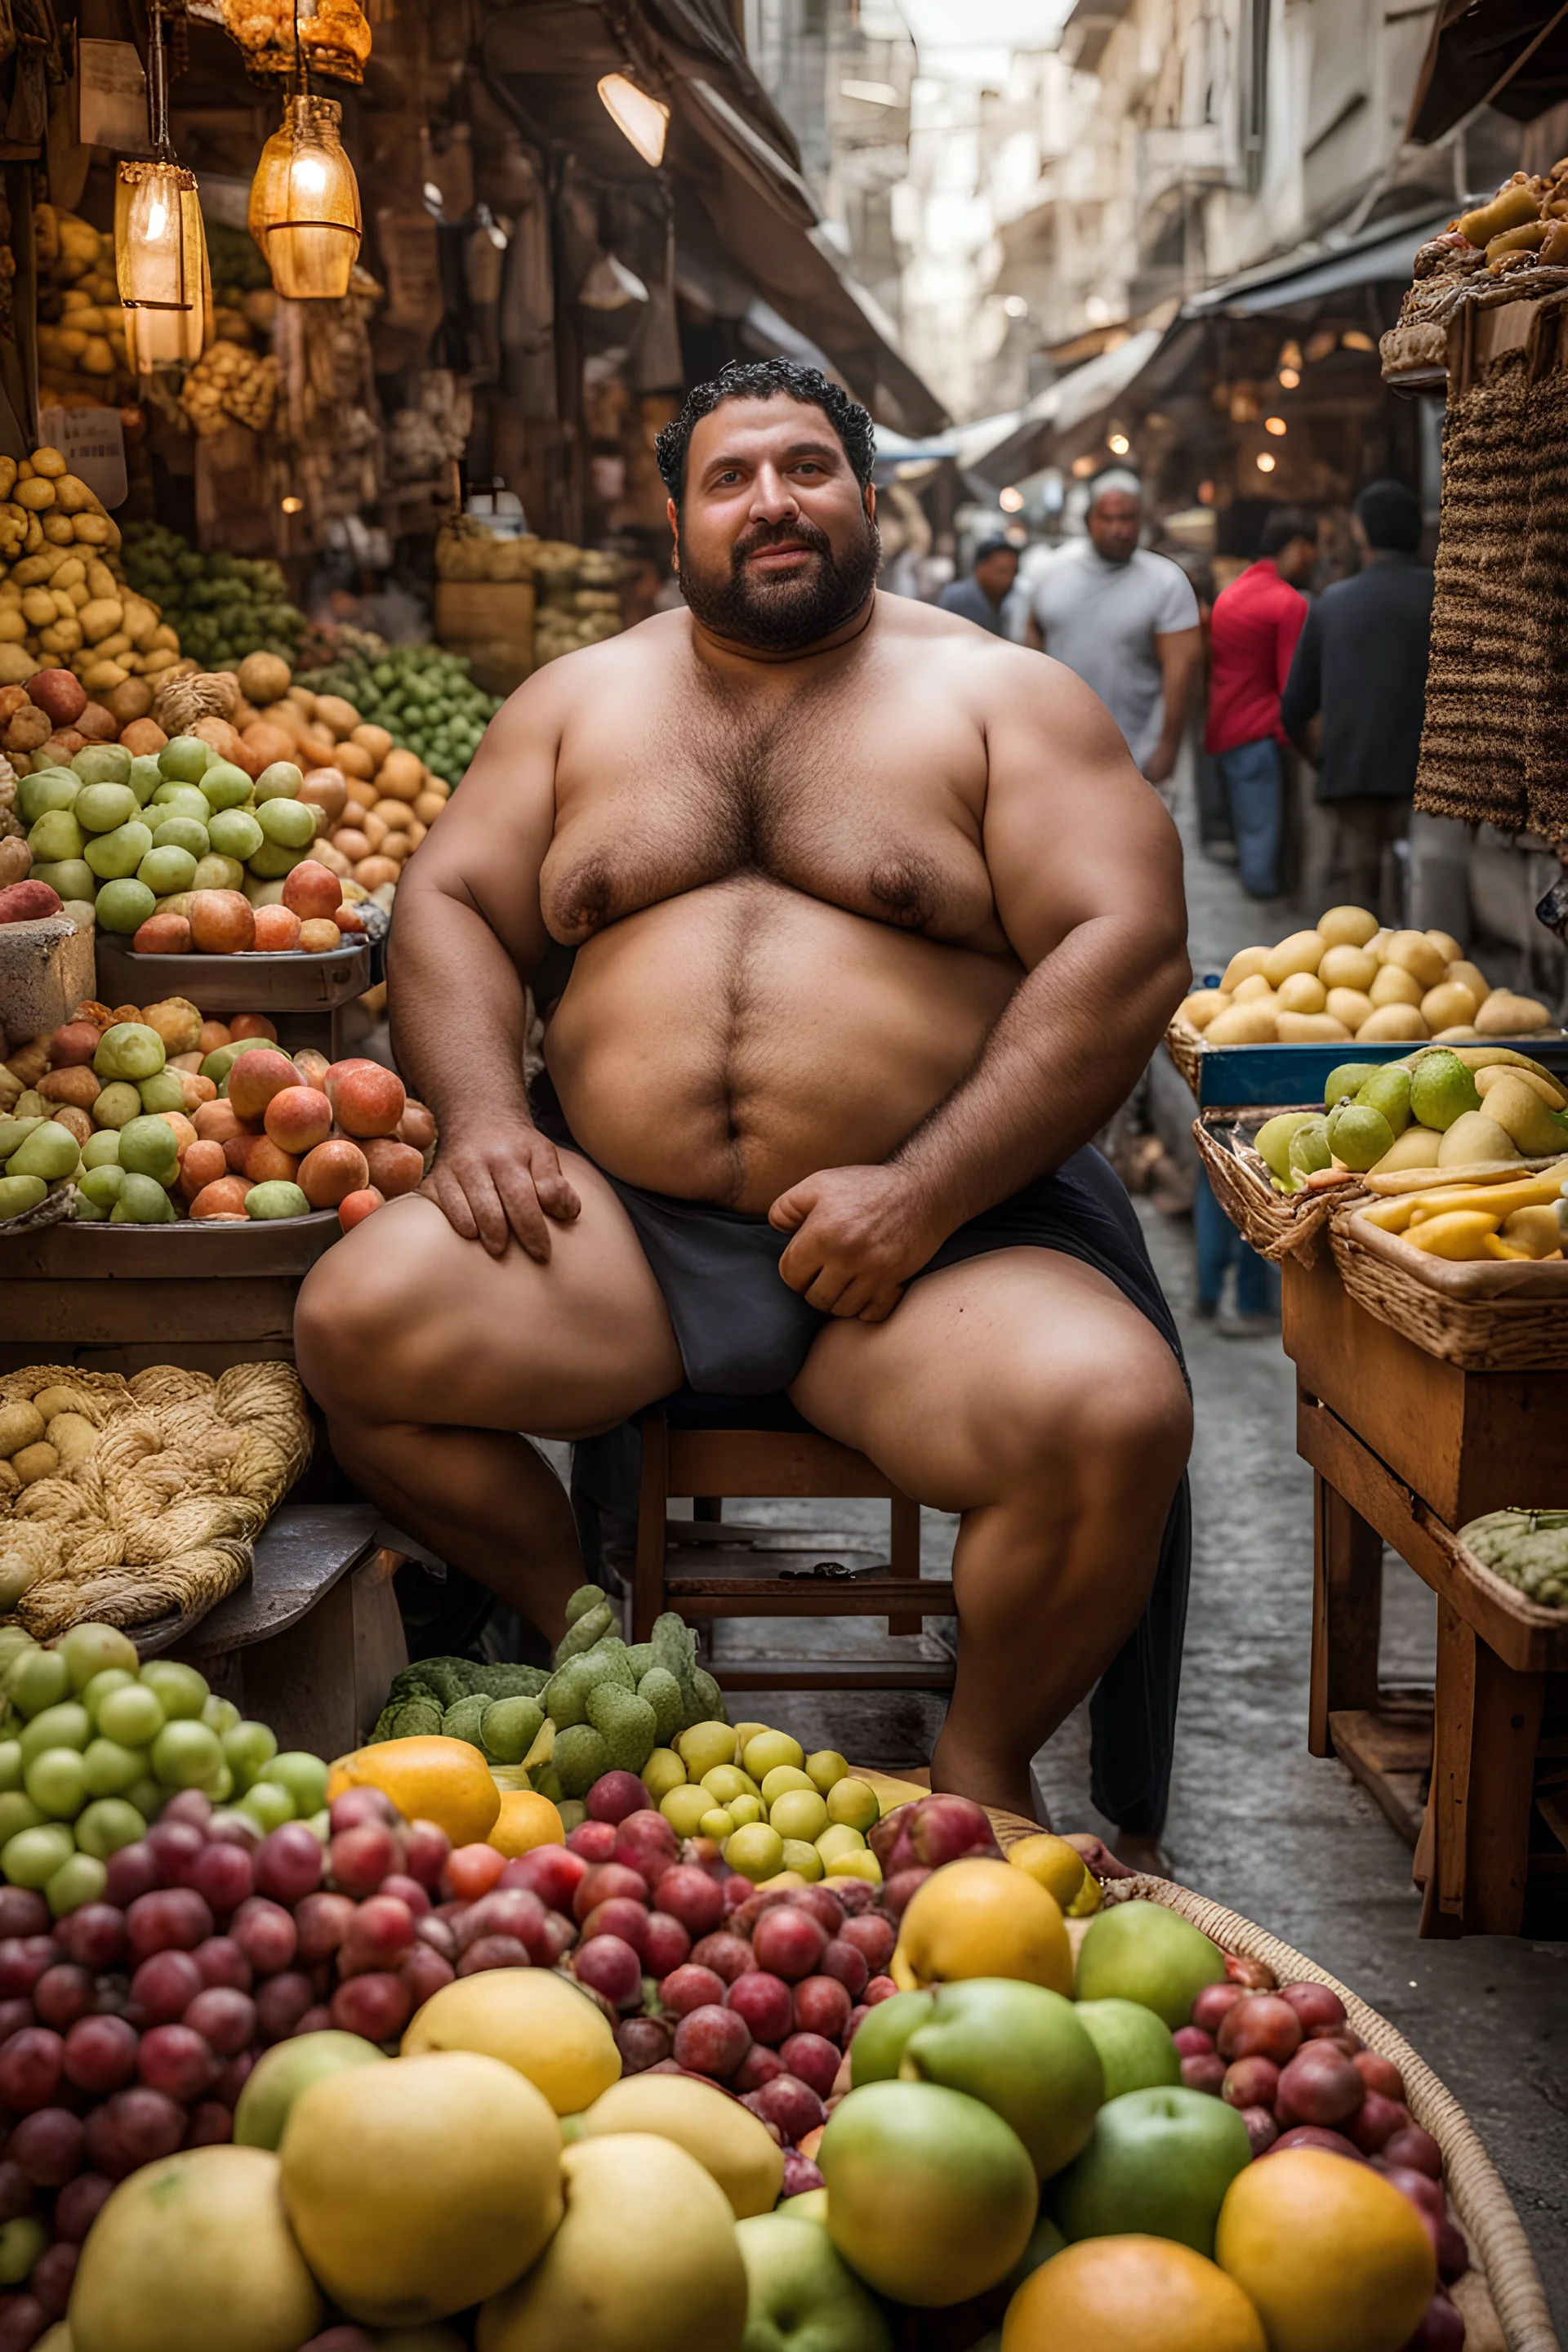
[1071,453,1098,478]
[1278,366,1300,388]
[1003,295,1028,319]
[249,94,363,300]
[1264,416,1287,437]
[1107,432,1130,457]
[115,0,207,372]
[1256,453,1276,473]
[999,485,1024,512]
[1341,329,1374,352]
[597,72,669,167]
[281,494,305,514]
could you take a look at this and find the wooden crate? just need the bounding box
[434,580,535,696]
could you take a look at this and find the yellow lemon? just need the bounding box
[760,1765,818,1803]
[768,1788,830,1842]
[1003,2237,1266,2352]
[701,1808,737,1842]
[659,1784,713,1838]
[742,1730,804,1780]
[779,1838,824,1880]
[892,1856,1071,1995]
[825,1850,882,1883]
[1215,2149,1435,2352]
[815,1823,866,1863]
[487,1789,564,1858]
[675,1721,739,1779]
[1007,1832,1091,1910]
[806,1748,849,1793]
[700,1764,759,1806]
[825,1777,880,1833]
[641,1747,686,1803]
[725,1822,785,1882]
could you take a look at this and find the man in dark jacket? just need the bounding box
[1281,479,1432,917]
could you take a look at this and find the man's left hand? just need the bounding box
[769,1164,945,1322]
[1142,740,1177,786]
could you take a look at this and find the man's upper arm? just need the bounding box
[1280,602,1322,737]
[1152,559,1200,636]
[979,652,1185,970]
[397,669,564,969]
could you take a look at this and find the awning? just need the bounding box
[967,329,1165,484]
[1182,203,1456,315]
[1408,0,1568,142]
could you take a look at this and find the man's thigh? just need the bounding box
[295,1147,681,1439]
[788,1247,1190,1514]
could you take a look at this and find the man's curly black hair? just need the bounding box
[654,359,876,506]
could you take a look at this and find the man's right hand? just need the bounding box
[421,1116,581,1262]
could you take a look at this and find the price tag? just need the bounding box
[37,407,129,511]
[77,40,149,154]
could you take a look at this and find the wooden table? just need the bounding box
[1283,1253,1568,1937]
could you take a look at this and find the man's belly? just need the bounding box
[541,877,1018,1209]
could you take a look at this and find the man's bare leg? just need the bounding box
[295,1166,683,1643]
[791,1250,1191,1822]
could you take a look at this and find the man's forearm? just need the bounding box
[388,880,534,1131]
[890,920,1188,1231]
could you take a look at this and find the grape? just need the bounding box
[293,1892,354,1964]
[237,1784,294,1836]
[220,1721,277,1793]
[80,1668,136,1728]
[0,2031,63,2113]
[57,1625,138,1692]
[329,1788,396,1834]
[74,1800,147,1862]
[102,1843,158,1909]
[212,2051,254,2109]
[259,1753,328,1818]
[183,1989,256,2056]
[30,2238,78,2320]
[145,1820,204,1884]
[292,2006,333,2038]
[152,1721,223,1792]
[457,1936,532,1978]
[255,1972,313,2042]
[126,1888,213,1962]
[0,1944,56,2002]
[140,1662,208,1721]
[45,1852,106,1920]
[328,1825,398,1898]
[401,1821,450,1891]
[54,1904,127,1972]
[62,2015,138,2096]
[819,1938,869,1999]
[130,1949,203,2025]
[188,1840,253,1918]
[0,2004,31,2049]
[85,2085,185,2178]
[339,1896,415,1973]
[572,1936,642,2010]
[330,1974,411,2042]
[53,2170,111,2243]
[672,2004,752,2079]
[0,1897,47,1944]
[413,1913,457,1963]
[31,1967,94,2033]
[0,2163,30,2224]
[96,1683,164,1750]
[16,1707,89,1769]
[138,2024,216,2102]
[185,2099,233,2147]
[230,1899,296,1976]
[0,2217,47,2287]
[205,1809,263,1852]
[397,1944,453,2008]
[193,1937,252,1993]
[8,2107,85,2189]
[202,1695,241,1736]
[253,1824,323,1907]
[0,2293,48,2351]
[377,1873,430,1918]
[81,1739,148,1802]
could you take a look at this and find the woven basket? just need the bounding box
[0,1362,312,1636]
[0,1183,76,1239]
[1196,1112,1365,1266]
[985,1813,1555,2352]
[1331,1213,1568,1370]
[1165,1013,1203,1095]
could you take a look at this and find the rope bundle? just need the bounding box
[149,669,241,738]
[0,1363,312,1636]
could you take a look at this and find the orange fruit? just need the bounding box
[488,1788,564,1857]
[327,1735,500,1848]
[1216,2149,1436,2352]
[1002,2236,1266,2351]
[891,1857,1072,1994]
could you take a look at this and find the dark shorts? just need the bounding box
[532,1080,1184,1394]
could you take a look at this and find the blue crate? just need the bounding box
[1186,1038,1568,1109]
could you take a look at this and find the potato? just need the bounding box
[1356,1003,1428,1041]
[1432,1025,1479,1043]
[335,741,374,779]
[1276,1011,1351,1041]
[1231,973,1272,1004]
[372,797,415,833]
[345,774,378,811]
[376,748,424,803]
[298,918,342,952]
[413,789,447,826]
[1383,929,1447,990]
[11,1442,59,1485]
[237,651,292,706]
[353,856,400,891]
[1420,981,1479,1033]
[0,1401,46,1459]
[1325,987,1374,1032]
[140,996,203,1054]
[351,723,394,767]
[1369,963,1422,1008]
[312,693,360,739]
[359,810,389,853]
[47,1412,96,1468]
[119,718,168,760]
[1446,960,1490,1006]
[1317,944,1378,993]
[1276,972,1327,1015]
[1205,999,1278,1044]
[1425,929,1463,966]
[1263,929,1325,987]
[38,1066,100,1110]
[1178,990,1229,1031]
[1474,989,1550,1035]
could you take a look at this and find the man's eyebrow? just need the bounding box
[702,438,843,474]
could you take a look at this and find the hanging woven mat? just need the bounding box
[1164,1013,1204,1095]
[1195,1110,1367,1267]
[0,1362,312,1637]
[984,1811,1553,2352]
[1331,1211,1568,1371]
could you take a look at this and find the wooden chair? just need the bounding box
[632,1402,956,1692]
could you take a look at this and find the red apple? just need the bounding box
[688,1932,754,1984]
[752,1909,827,1984]
[1275,2043,1364,2128]
[1217,1995,1303,2065]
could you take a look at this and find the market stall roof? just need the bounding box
[1408,0,1568,141]
[966,328,1165,485]
[1181,202,1459,315]
[479,0,947,434]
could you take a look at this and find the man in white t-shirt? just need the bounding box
[1026,473,1202,785]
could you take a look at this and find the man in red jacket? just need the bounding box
[1205,509,1317,897]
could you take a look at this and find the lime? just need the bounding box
[256,796,315,849]
[138,844,198,897]
[74,782,137,835]
[725,1822,786,1882]
[1327,1102,1395,1173]
[91,1024,167,1084]
[1410,1049,1483,1132]
[825,1778,880,1833]
[127,755,163,804]
[150,784,212,825]
[2,1824,75,1888]
[24,1748,88,1820]
[140,1660,209,1719]
[152,1719,223,1789]
[207,807,264,862]
[806,1750,849,1794]
[96,879,159,940]
[19,1704,91,1764]
[151,815,211,858]
[46,1853,106,1917]
[221,1719,277,1790]
[96,1681,165,1748]
[238,1780,295,1833]
[257,1751,328,1816]
[75,1798,146,1858]
[135,1071,185,1116]
[118,1115,178,1183]
[253,761,304,801]
[59,1623,138,1693]
[83,820,153,881]
[245,1181,310,1221]
[159,735,212,783]
[7,1647,69,1721]
[198,761,254,810]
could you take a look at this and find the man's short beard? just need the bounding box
[678,510,881,648]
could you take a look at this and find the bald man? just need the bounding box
[1027,472,1202,786]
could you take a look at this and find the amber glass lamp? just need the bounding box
[115,0,208,370]
[249,94,362,299]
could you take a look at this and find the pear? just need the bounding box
[1372,1126,1443,1173]
[1356,1065,1412,1136]
[1327,1102,1395,1172]
[1410,1049,1481,1132]
[1475,1072,1568,1157]
[1476,1062,1566,1112]
[1254,1114,1321,1180]
[1436,1111,1518,1165]
[1324,1060,1386,1109]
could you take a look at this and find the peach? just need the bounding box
[188,890,255,955]
[179,1139,229,1201]
[193,715,248,769]
[198,1021,233,1055]
[229,1015,278,1042]
[223,1134,256,1174]
[298,1137,369,1208]
[190,1176,252,1219]
[194,1099,249,1145]
[26,668,87,728]
[363,1138,424,1197]
[292,1049,331,1090]
[252,904,302,953]
[228,1048,299,1122]
[332,904,364,933]
[242,1135,300,1185]
[265,1085,332,1155]
[160,1111,198,1159]
[338,1186,384,1229]
[49,1022,102,1069]
[176,1071,218,1111]
[132,914,193,956]
[242,723,297,771]
[399,1101,437,1152]
[298,918,343,954]
[327,1060,406,1139]
[281,859,343,920]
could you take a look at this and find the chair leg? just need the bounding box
[888,1490,923,1638]
[634,1409,670,1644]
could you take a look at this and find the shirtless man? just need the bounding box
[296,358,1192,1827]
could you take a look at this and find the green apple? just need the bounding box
[898,1977,1102,2180]
[1071,1900,1225,2029]
[847,1989,930,2086]
[736,2212,892,2352]
[817,2080,1036,2308]
[233,2029,387,2150]
[1072,1998,1181,2101]
[1050,2085,1251,2257]
[159,734,212,783]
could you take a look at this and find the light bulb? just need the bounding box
[116,159,207,369]
[250,95,362,300]
[1256,453,1276,473]
[597,72,669,166]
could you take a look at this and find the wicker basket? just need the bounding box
[985,1813,1556,2352]
[1332,1210,1568,1370]
[1196,1111,1366,1266]
[1165,1013,1203,1095]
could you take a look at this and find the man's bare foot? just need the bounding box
[1111,1829,1169,1877]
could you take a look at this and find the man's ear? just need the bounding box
[864,483,876,523]
[666,496,680,570]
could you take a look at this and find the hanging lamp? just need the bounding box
[597,70,670,167]
[116,0,208,371]
[249,87,363,298]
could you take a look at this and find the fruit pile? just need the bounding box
[118,528,306,678]
[1457,1507,1568,1607]
[296,637,501,786]
[1254,1043,1568,1193]
[0,452,167,708]
[1360,1161,1568,1263]
[31,208,136,409]
[1182,906,1551,1046]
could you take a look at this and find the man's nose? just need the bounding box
[749,465,800,522]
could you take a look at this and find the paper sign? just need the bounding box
[37,407,128,510]
[78,40,149,155]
